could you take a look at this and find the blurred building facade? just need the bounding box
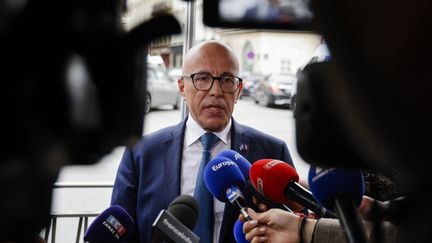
[122,0,321,75]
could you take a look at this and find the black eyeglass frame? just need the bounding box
[181,72,243,94]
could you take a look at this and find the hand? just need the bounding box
[252,196,270,212]
[241,208,303,243]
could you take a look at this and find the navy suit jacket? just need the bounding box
[111,117,294,243]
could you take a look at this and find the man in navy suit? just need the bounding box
[111,40,295,242]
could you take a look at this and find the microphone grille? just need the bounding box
[167,194,199,230]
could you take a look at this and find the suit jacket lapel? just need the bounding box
[231,119,251,158]
[162,118,187,205]
[231,119,263,164]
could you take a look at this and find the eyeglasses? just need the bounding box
[182,72,242,93]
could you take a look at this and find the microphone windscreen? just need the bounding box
[216,149,251,178]
[249,159,299,204]
[308,167,364,211]
[84,205,134,242]
[233,219,249,243]
[204,157,246,202]
[167,194,199,229]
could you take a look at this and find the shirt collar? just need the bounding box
[185,116,231,147]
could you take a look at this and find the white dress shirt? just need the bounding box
[181,117,232,243]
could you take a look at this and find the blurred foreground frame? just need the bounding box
[202,0,316,31]
[203,0,431,241]
[0,0,181,241]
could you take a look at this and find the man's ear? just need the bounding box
[178,78,185,97]
[236,82,244,101]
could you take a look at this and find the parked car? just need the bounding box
[145,57,181,113]
[253,73,297,107]
[240,73,266,98]
[167,68,182,82]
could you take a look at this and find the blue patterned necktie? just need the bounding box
[193,132,219,243]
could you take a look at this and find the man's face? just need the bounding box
[178,44,243,132]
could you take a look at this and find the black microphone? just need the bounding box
[309,166,367,243]
[250,159,337,218]
[151,194,200,243]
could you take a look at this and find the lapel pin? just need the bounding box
[239,144,248,152]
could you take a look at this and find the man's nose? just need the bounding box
[208,78,223,96]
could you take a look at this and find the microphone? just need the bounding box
[216,150,251,178]
[84,205,134,243]
[204,157,252,221]
[216,150,293,212]
[249,159,337,218]
[151,194,200,243]
[233,219,249,243]
[308,166,367,243]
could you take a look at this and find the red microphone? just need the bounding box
[250,159,298,204]
[250,159,336,218]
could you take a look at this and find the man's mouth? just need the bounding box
[204,104,225,113]
[206,105,223,110]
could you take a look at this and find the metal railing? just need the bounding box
[44,182,114,243]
